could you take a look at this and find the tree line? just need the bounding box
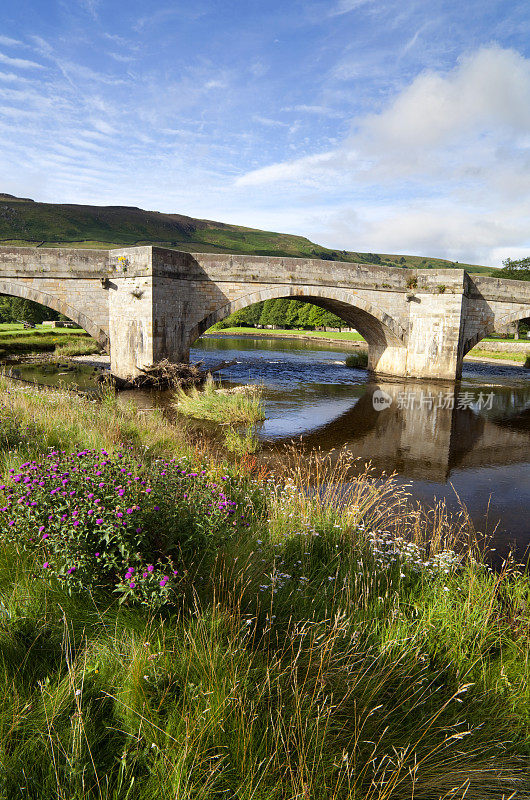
[0,296,63,324]
[213,299,350,330]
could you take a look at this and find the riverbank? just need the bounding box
[0,376,529,798]
[204,326,366,346]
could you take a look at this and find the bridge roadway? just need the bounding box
[0,245,529,381]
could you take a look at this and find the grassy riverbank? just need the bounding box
[204,326,366,342]
[0,323,101,359]
[466,348,529,364]
[0,378,529,799]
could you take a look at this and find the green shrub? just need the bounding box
[0,448,253,608]
[345,351,369,368]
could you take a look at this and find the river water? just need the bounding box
[6,334,530,559]
[192,336,530,560]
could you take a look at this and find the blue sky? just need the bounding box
[1,0,530,265]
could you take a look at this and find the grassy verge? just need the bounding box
[205,326,366,341]
[0,378,529,799]
[0,324,98,360]
[53,339,101,357]
[466,348,528,363]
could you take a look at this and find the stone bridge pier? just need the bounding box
[0,245,529,382]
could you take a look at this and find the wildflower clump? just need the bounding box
[0,448,251,608]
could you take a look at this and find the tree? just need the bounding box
[498,257,530,281]
[268,298,291,328]
[0,295,62,324]
[285,300,305,328]
[258,299,277,327]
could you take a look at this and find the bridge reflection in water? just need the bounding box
[270,380,530,484]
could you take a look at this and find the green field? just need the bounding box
[0,194,495,273]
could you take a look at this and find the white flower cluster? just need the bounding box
[365,530,460,576]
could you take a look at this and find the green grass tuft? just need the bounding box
[173,376,265,424]
[345,351,369,368]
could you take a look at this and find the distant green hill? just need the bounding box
[0,194,495,274]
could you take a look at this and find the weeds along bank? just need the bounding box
[0,377,529,799]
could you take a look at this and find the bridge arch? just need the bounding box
[187,285,408,351]
[0,280,109,347]
[462,309,530,356]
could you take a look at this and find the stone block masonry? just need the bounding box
[0,245,529,382]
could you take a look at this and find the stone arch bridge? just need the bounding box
[1,245,529,382]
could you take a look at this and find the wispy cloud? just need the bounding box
[0,35,23,47]
[0,52,44,69]
[328,0,374,17]
[253,115,289,127]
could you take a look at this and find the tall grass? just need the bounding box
[53,339,101,357]
[0,378,528,798]
[173,376,265,424]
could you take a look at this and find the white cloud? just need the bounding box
[0,36,23,47]
[0,52,44,70]
[234,46,530,264]
[238,46,530,188]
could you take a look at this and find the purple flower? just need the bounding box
[42,533,49,539]
[129,582,136,588]
[96,519,104,524]
[43,562,49,569]
[95,552,100,557]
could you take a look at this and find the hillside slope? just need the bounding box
[0,195,494,274]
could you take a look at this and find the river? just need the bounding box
[6,333,530,560]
